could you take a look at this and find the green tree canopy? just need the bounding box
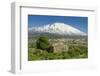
[36,36,50,50]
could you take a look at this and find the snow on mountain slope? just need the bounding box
[28,22,86,36]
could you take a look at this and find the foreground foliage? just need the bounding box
[28,36,88,61]
[28,45,88,61]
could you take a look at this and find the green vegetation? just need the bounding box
[36,36,54,53]
[36,36,50,50]
[28,36,88,61]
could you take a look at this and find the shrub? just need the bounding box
[36,36,54,53]
[36,36,50,50]
[46,46,54,53]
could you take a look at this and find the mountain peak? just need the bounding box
[29,22,87,36]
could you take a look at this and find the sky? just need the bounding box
[28,15,88,33]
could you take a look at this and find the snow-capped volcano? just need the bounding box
[28,22,86,36]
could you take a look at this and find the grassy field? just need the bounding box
[28,37,88,61]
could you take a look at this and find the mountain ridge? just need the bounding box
[28,22,87,36]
